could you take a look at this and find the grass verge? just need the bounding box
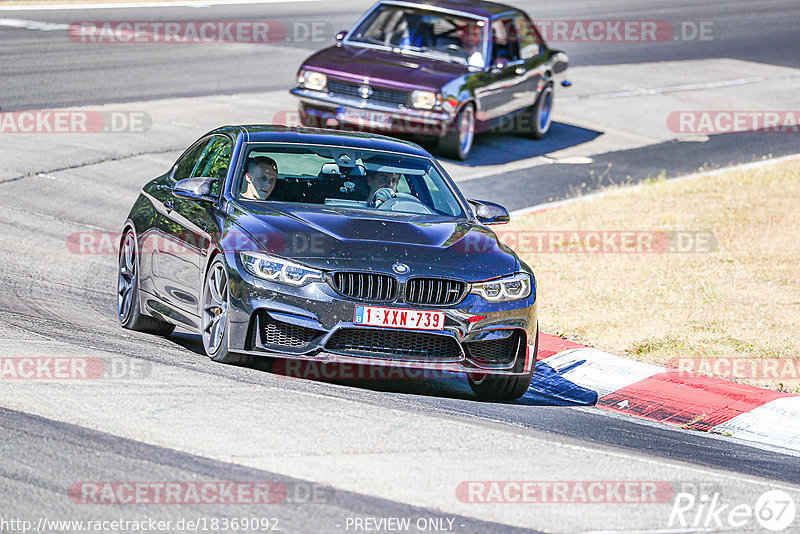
[500,158,800,393]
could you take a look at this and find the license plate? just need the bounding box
[337,108,392,129]
[354,305,445,331]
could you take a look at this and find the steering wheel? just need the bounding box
[374,192,436,214]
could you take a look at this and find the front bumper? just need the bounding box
[225,253,537,376]
[291,87,452,137]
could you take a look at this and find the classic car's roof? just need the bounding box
[379,0,519,19]
[211,125,431,157]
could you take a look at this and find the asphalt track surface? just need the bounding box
[1,1,800,532]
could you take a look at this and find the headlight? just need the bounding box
[410,90,438,109]
[298,70,327,91]
[239,252,323,286]
[471,273,532,302]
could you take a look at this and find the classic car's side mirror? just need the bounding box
[469,199,510,225]
[488,57,509,72]
[553,51,569,75]
[335,30,347,42]
[173,177,218,203]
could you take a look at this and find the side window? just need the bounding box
[193,135,233,182]
[172,139,211,182]
[490,18,520,64]
[516,15,542,59]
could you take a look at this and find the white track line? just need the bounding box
[0,0,323,11]
[557,76,771,102]
[0,18,68,29]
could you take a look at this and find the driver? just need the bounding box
[366,170,401,207]
[240,156,278,200]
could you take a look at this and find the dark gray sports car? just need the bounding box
[118,125,538,400]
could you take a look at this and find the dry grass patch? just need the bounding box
[501,158,800,393]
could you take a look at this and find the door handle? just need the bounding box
[164,199,174,213]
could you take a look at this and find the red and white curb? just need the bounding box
[537,334,800,453]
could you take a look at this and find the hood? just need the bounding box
[301,45,469,92]
[229,203,519,280]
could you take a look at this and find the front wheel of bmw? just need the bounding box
[468,328,538,401]
[202,257,253,365]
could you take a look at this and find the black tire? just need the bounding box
[439,104,475,161]
[300,112,323,129]
[117,230,175,336]
[519,83,554,139]
[201,257,254,365]
[468,328,538,401]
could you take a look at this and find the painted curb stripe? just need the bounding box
[597,371,794,431]
[537,334,584,359]
[536,335,800,451]
[545,347,664,399]
[712,397,800,451]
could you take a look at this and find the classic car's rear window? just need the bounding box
[236,144,466,218]
[349,4,487,67]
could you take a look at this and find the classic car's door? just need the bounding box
[476,17,532,121]
[159,135,232,320]
[515,13,548,106]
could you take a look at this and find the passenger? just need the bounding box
[240,156,278,200]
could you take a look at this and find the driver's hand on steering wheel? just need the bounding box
[369,187,396,208]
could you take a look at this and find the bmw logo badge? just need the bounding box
[392,262,410,274]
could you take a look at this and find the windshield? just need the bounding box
[349,4,487,67]
[236,144,466,218]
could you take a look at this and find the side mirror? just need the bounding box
[553,51,569,74]
[173,177,218,203]
[469,199,510,225]
[335,30,347,42]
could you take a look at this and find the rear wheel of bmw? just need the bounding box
[439,104,475,161]
[202,257,253,365]
[117,230,175,336]
[467,328,538,401]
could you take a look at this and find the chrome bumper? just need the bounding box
[290,88,451,126]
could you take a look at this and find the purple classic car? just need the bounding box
[290,0,569,160]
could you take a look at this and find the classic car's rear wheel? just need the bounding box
[467,328,538,401]
[202,257,254,365]
[439,104,475,161]
[117,231,175,336]
[519,83,554,139]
